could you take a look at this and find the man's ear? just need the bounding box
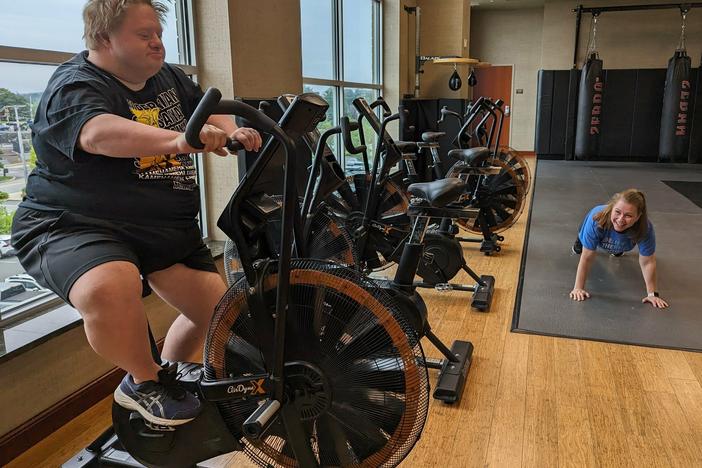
[96,33,111,50]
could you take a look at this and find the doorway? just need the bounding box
[472,65,513,147]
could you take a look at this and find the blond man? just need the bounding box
[11,0,261,426]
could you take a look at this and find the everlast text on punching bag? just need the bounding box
[659,50,692,162]
[575,52,604,160]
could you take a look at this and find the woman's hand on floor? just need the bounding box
[642,295,669,309]
[569,288,590,301]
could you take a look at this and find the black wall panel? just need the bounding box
[630,69,666,161]
[564,69,580,160]
[535,70,554,155]
[400,98,469,179]
[547,71,571,158]
[688,66,702,163]
[399,99,419,142]
[536,67,699,162]
[600,69,636,160]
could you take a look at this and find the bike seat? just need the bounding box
[395,141,418,153]
[421,131,446,143]
[407,178,466,208]
[448,147,491,165]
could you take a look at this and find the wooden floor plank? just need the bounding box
[644,390,702,468]
[585,393,634,468]
[7,397,113,468]
[521,336,558,468]
[630,346,675,394]
[483,331,529,468]
[554,338,588,409]
[555,405,598,468]
[579,340,618,398]
[656,349,697,381]
[684,351,702,384]
[670,378,702,447]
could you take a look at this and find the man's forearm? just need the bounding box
[207,115,238,135]
[79,114,183,157]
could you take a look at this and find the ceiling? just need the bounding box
[471,0,547,10]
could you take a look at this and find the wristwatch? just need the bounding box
[647,291,660,298]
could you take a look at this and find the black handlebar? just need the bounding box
[438,106,462,124]
[185,87,222,150]
[185,87,280,153]
[340,116,366,154]
[369,97,392,118]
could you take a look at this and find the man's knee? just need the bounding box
[148,264,225,326]
[69,261,143,314]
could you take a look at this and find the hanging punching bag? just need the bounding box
[659,50,692,162]
[467,70,478,87]
[574,52,604,160]
[449,69,462,91]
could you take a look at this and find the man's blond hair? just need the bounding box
[83,0,168,49]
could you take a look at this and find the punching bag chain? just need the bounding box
[678,8,688,51]
[586,13,599,60]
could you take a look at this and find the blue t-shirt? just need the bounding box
[578,205,656,256]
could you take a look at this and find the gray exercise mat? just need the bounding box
[512,160,702,351]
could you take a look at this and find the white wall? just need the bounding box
[472,0,702,151]
[542,0,702,70]
[471,7,544,151]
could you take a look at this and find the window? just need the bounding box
[0,1,198,341]
[301,0,335,81]
[301,0,382,174]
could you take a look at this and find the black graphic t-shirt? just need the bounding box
[21,51,205,226]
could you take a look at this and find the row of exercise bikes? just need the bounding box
[66,88,530,468]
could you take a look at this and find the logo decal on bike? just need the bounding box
[226,379,267,396]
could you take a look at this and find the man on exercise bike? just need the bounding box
[11,0,262,427]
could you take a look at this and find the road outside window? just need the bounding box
[0,63,57,314]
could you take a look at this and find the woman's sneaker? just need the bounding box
[114,366,201,427]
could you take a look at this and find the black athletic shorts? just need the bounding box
[10,207,218,305]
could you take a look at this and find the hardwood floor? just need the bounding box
[9,156,702,467]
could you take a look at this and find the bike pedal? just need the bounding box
[143,421,177,432]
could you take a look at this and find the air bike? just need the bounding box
[396,96,531,255]
[323,96,495,311]
[65,89,476,468]
[439,97,531,249]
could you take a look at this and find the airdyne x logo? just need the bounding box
[226,379,266,396]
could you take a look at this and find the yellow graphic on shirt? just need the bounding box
[132,107,160,126]
[127,88,195,191]
[129,107,182,171]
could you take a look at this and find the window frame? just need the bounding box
[0,0,200,327]
[302,0,383,167]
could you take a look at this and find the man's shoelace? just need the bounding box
[157,363,187,401]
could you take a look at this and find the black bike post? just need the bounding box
[456,97,486,149]
[188,89,298,405]
[300,126,341,231]
[491,102,505,153]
